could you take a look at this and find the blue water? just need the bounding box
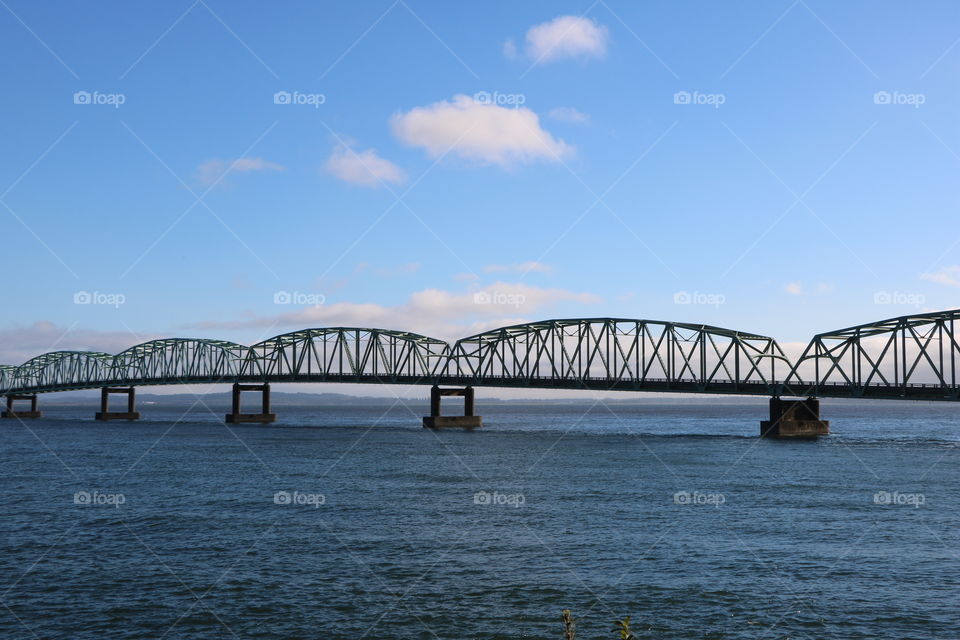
[1,398,959,639]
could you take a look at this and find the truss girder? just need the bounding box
[1,313,956,401]
[785,309,960,397]
[444,318,783,391]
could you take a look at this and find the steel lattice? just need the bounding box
[2,313,959,401]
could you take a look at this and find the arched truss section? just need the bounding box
[0,365,16,391]
[110,338,250,385]
[249,328,450,381]
[9,351,113,392]
[785,310,960,396]
[444,318,787,390]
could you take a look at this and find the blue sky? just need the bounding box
[1,0,959,363]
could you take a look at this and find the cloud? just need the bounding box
[483,261,552,274]
[784,281,836,296]
[519,15,609,64]
[323,143,406,188]
[547,106,589,124]
[0,322,154,365]
[187,282,602,341]
[195,156,284,187]
[921,265,960,287]
[391,94,572,167]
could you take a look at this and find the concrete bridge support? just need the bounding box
[422,385,482,429]
[225,383,276,424]
[95,387,140,421]
[761,397,829,438]
[2,394,41,419]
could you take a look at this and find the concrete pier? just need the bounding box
[422,385,482,429]
[225,383,276,424]
[761,397,829,438]
[2,394,41,419]
[95,387,140,420]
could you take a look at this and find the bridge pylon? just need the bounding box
[2,394,41,419]
[423,385,482,429]
[95,387,140,421]
[761,397,829,439]
[225,383,276,424]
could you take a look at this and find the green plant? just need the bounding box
[611,616,637,640]
[561,609,576,640]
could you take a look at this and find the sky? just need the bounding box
[2,0,960,369]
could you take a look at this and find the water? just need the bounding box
[1,398,959,639]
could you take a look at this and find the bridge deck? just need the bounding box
[5,375,959,402]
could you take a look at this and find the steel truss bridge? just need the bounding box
[2,309,959,402]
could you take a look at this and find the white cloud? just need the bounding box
[483,261,552,274]
[921,265,960,287]
[521,15,609,64]
[547,106,589,124]
[323,143,406,188]
[188,283,602,341]
[195,156,284,187]
[0,322,155,365]
[391,94,572,168]
[784,281,836,295]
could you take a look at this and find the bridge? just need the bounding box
[1,310,958,437]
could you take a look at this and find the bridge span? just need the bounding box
[2,310,958,437]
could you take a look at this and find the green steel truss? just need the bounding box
[783,309,960,399]
[2,313,959,400]
[443,318,787,390]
